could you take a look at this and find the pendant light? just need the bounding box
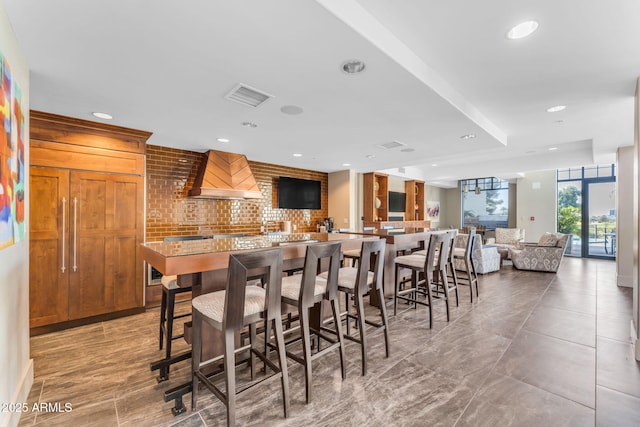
[475,179,481,194]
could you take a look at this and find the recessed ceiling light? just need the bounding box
[177,159,189,163]
[293,153,303,157]
[92,112,112,120]
[280,105,304,115]
[546,105,566,113]
[460,133,476,140]
[400,148,415,153]
[555,119,564,124]
[241,121,257,128]
[216,137,230,143]
[548,147,558,151]
[342,163,351,167]
[506,20,539,40]
[431,164,438,167]
[341,59,366,74]
[365,154,376,159]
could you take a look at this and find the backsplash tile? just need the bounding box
[146,145,328,241]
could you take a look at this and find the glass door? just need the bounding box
[557,181,582,257]
[583,179,616,258]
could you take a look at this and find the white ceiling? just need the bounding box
[5,0,639,187]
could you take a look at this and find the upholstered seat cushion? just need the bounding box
[394,254,433,269]
[280,274,327,301]
[161,275,178,289]
[342,249,361,258]
[192,285,266,329]
[319,267,374,290]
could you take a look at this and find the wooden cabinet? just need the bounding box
[29,111,150,330]
[405,180,425,220]
[363,172,388,225]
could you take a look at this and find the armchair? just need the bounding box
[453,233,501,274]
[510,233,570,273]
[484,228,525,256]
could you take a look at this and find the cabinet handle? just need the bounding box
[61,197,66,273]
[73,197,78,272]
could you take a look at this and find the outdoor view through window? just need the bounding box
[461,178,509,230]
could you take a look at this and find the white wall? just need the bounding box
[516,170,557,242]
[328,169,357,230]
[0,4,32,427]
[618,146,634,288]
[443,186,462,229]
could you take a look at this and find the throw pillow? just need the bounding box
[538,233,558,247]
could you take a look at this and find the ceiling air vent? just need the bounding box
[224,83,273,108]
[377,140,407,150]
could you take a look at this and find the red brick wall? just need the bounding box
[146,145,328,241]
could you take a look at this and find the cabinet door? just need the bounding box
[29,167,70,327]
[68,171,144,319]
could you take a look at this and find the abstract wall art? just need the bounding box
[426,201,440,218]
[0,51,25,250]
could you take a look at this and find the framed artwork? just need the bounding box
[426,201,440,218]
[0,51,25,250]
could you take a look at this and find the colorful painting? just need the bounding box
[426,201,440,218]
[0,51,25,250]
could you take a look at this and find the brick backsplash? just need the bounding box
[146,145,328,242]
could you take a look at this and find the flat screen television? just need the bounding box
[389,191,406,212]
[278,176,321,209]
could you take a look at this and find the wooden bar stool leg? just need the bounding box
[190,309,201,411]
[224,329,236,427]
[331,296,347,380]
[165,289,176,363]
[377,285,390,358]
[355,292,368,376]
[272,317,290,418]
[300,306,313,403]
[159,287,167,350]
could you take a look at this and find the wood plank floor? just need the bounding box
[18,258,640,426]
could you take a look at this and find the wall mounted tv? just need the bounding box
[278,176,321,209]
[388,191,406,212]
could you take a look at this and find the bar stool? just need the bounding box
[454,231,479,302]
[158,235,204,372]
[393,232,450,328]
[158,275,192,378]
[340,227,374,267]
[277,241,345,403]
[321,238,389,376]
[191,248,289,427]
[433,230,459,307]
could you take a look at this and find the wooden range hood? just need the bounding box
[188,150,262,199]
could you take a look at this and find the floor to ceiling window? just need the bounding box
[557,164,616,259]
[461,177,509,230]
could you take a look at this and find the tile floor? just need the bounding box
[17,257,640,426]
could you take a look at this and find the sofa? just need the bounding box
[485,228,525,256]
[510,232,570,273]
[453,233,501,274]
